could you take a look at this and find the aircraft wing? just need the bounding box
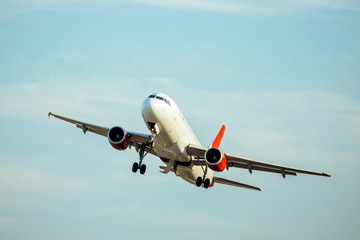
[48,112,155,155]
[187,144,331,178]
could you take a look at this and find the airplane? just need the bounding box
[48,93,331,191]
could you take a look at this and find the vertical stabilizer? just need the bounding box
[210,124,226,148]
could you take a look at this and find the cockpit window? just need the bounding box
[164,99,171,106]
[149,94,171,106]
[156,96,164,101]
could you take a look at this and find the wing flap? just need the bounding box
[230,161,297,176]
[214,177,261,191]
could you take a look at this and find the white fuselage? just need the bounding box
[141,93,214,185]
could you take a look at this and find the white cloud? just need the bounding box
[2,79,359,135]
[0,163,92,193]
[127,0,271,14]
[0,216,15,229]
[1,78,359,174]
[259,89,360,113]
[149,77,176,85]
[3,0,359,15]
[56,50,88,64]
[0,79,145,124]
[4,0,271,13]
[296,0,360,10]
[167,86,360,172]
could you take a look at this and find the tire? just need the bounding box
[204,178,210,189]
[132,162,139,173]
[140,164,146,175]
[196,177,202,187]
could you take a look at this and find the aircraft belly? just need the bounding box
[153,140,177,160]
[153,138,188,162]
[154,120,195,162]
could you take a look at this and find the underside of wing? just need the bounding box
[49,112,109,136]
[187,144,331,178]
[225,153,331,178]
[187,144,207,157]
[48,112,157,156]
[214,177,261,191]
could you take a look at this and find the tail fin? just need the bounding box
[210,124,226,148]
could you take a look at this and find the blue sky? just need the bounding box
[0,1,359,239]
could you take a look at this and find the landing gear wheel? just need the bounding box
[196,177,202,187]
[140,164,146,175]
[132,162,139,173]
[204,178,210,189]
[132,141,152,175]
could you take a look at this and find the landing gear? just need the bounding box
[195,177,211,188]
[132,162,139,173]
[195,163,211,189]
[204,178,210,189]
[196,177,202,187]
[132,141,151,175]
[140,164,146,175]
[132,162,147,174]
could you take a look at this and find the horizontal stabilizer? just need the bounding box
[214,177,261,191]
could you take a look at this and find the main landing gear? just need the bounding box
[132,141,150,175]
[196,177,211,188]
[132,162,146,174]
[196,165,211,189]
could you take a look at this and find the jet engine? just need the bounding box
[108,126,130,151]
[205,147,227,172]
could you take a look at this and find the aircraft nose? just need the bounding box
[141,97,163,122]
[141,98,151,115]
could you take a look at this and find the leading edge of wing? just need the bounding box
[187,144,331,178]
[225,153,331,178]
[48,112,153,144]
[214,177,261,191]
[49,112,109,136]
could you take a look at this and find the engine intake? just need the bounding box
[205,147,227,172]
[108,126,130,151]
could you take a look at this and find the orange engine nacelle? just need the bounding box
[205,147,227,172]
[108,126,130,151]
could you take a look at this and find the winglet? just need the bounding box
[210,124,226,148]
[48,112,52,119]
[328,173,332,182]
